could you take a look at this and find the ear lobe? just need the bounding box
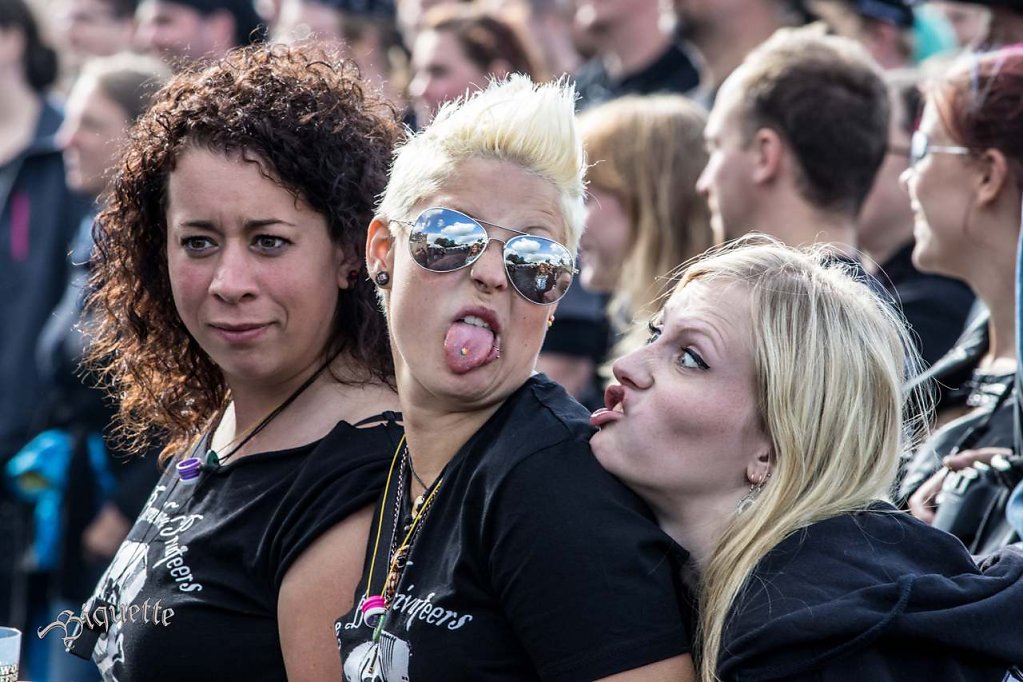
[746,449,773,485]
[366,216,396,280]
[334,247,362,290]
[751,128,783,186]
[975,148,1009,207]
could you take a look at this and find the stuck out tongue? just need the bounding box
[444,321,496,373]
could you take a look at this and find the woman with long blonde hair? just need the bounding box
[591,237,1023,681]
[578,94,716,351]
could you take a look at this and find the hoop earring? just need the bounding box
[374,271,390,287]
[736,471,771,514]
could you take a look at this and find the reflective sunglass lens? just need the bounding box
[504,235,574,304]
[910,131,927,166]
[409,208,488,272]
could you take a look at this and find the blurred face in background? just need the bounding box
[696,72,758,241]
[574,0,643,41]
[274,0,344,44]
[135,0,223,63]
[58,76,131,196]
[858,87,914,256]
[409,27,489,125]
[930,1,989,48]
[58,0,136,68]
[579,186,631,293]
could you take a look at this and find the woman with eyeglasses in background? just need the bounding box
[898,47,1022,554]
[335,75,694,682]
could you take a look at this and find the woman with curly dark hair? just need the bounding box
[76,44,403,682]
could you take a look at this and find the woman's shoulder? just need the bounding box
[723,508,1023,681]
[756,504,978,582]
[469,375,596,471]
[311,410,404,466]
[462,376,650,510]
[517,373,595,435]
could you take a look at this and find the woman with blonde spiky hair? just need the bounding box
[334,75,695,681]
[590,236,1023,682]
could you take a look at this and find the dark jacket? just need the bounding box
[573,41,700,111]
[719,504,1023,681]
[0,99,90,460]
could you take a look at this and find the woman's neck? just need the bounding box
[0,75,40,164]
[401,399,504,498]
[977,279,1017,373]
[0,67,36,117]
[647,491,740,571]
[965,220,1019,373]
[215,356,395,459]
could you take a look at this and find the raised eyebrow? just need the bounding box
[673,320,724,356]
[176,220,217,232]
[173,218,296,232]
[243,218,296,230]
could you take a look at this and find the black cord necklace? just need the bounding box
[204,355,336,472]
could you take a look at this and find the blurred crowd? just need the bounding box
[0,0,1020,679]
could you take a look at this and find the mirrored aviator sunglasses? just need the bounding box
[405,207,577,305]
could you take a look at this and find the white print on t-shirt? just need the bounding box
[91,484,206,680]
[153,512,204,593]
[342,587,474,633]
[93,540,148,679]
[343,634,411,682]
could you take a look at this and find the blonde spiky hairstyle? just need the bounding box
[377,74,587,252]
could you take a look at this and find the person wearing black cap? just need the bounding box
[135,0,264,66]
[807,0,916,68]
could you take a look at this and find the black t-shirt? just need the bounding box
[335,375,691,682]
[88,415,401,681]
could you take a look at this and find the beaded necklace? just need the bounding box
[358,437,445,673]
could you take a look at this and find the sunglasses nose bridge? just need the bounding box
[468,236,512,292]
[464,234,509,267]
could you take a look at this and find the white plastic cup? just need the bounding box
[0,627,20,682]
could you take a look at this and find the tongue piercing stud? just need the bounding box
[460,347,469,357]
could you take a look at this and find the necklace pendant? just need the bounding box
[411,494,426,518]
[205,449,222,472]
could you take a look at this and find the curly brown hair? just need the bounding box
[86,43,401,458]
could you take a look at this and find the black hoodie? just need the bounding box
[718,503,1023,681]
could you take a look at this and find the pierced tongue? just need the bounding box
[444,321,496,373]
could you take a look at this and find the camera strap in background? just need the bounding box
[933,376,1021,554]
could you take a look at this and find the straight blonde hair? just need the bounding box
[674,238,927,681]
[579,94,715,328]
